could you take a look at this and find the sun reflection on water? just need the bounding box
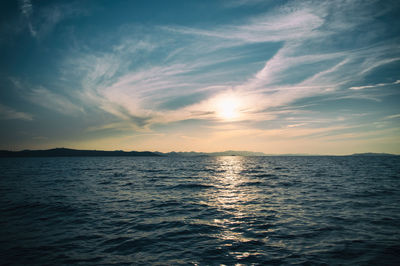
[206,156,266,256]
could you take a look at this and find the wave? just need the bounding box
[1,156,399,265]
[171,183,215,189]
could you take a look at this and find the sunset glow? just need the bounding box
[217,96,241,120]
[0,1,399,154]
[1,2,400,266]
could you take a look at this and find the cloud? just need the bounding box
[61,0,400,135]
[349,80,400,90]
[156,2,398,118]
[19,0,33,17]
[17,0,87,39]
[27,87,84,115]
[19,0,37,36]
[163,7,323,43]
[385,114,400,120]
[223,0,269,8]
[0,104,33,121]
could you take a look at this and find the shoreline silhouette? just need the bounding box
[0,148,397,157]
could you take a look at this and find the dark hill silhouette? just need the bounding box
[0,149,397,158]
[350,152,398,156]
[0,148,159,157]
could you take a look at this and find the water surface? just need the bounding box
[0,156,399,265]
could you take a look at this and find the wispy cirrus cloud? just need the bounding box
[9,77,85,116]
[27,87,84,116]
[349,80,400,90]
[222,0,270,8]
[19,0,33,17]
[19,0,36,36]
[0,103,33,121]
[162,9,322,44]
[57,0,400,147]
[385,114,400,120]
[2,0,399,152]
[17,0,87,39]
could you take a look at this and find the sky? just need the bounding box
[0,0,399,154]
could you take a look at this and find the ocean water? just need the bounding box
[0,156,399,265]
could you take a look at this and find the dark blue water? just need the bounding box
[0,156,399,265]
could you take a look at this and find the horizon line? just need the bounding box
[1,147,399,156]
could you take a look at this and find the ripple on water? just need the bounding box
[0,156,399,265]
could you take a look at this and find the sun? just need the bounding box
[217,96,240,120]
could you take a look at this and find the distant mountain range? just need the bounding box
[0,148,159,157]
[0,148,267,157]
[0,148,398,157]
[349,152,398,156]
[158,152,398,157]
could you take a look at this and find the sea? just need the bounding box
[0,156,399,265]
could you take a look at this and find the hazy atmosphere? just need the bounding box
[1,0,399,154]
